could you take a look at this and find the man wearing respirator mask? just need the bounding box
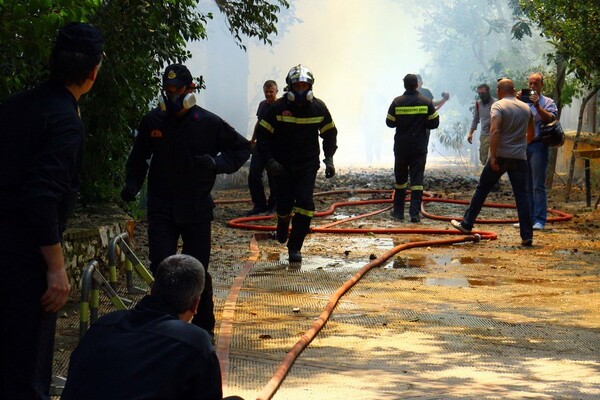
[121,64,250,339]
[256,64,338,263]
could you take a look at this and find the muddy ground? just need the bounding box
[54,165,600,398]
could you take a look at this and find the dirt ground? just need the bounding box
[54,165,600,399]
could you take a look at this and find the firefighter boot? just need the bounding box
[276,214,292,243]
[287,213,311,263]
[409,190,423,223]
[390,189,406,220]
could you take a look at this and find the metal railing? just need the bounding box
[79,260,132,339]
[107,232,154,294]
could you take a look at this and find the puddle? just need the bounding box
[259,254,368,272]
[390,256,428,269]
[390,254,497,269]
[425,277,471,287]
[398,276,498,287]
[347,236,395,250]
[298,256,367,271]
[329,213,354,221]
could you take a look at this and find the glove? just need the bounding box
[195,154,217,173]
[323,157,335,178]
[266,158,285,177]
[120,186,137,203]
[441,92,450,100]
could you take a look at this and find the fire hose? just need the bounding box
[217,189,572,399]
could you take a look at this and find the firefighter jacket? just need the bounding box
[124,106,250,223]
[256,97,337,169]
[386,89,439,156]
[0,80,83,247]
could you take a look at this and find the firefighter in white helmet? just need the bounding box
[256,64,338,263]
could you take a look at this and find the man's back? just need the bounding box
[386,90,439,155]
[62,296,222,400]
[491,96,531,160]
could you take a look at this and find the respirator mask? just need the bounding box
[479,92,492,104]
[159,89,196,114]
[286,87,314,103]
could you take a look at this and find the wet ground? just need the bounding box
[54,165,600,399]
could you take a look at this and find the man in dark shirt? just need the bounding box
[62,254,244,400]
[121,64,250,337]
[416,74,450,110]
[386,74,440,222]
[0,23,104,400]
[246,80,279,216]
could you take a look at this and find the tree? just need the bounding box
[519,0,600,77]
[0,1,101,99]
[517,0,600,197]
[415,0,551,168]
[0,0,289,202]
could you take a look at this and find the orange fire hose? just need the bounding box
[254,234,481,400]
[217,189,572,399]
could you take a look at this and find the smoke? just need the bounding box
[186,0,550,170]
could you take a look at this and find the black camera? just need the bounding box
[520,88,534,103]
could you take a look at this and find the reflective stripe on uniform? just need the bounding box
[410,185,423,191]
[259,119,274,133]
[394,182,408,189]
[387,114,396,122]
[395,105,428,115]
[292,206,314,217]
[428,111,439,120]
[276,115,325,124]
[320,121,335,133]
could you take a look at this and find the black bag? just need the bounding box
[539,120,565,147]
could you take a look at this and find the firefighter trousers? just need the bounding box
[147,209,215,334]
[274,164,318,252]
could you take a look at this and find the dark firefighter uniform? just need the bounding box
[248,99,278,213]
[386,88,439,221]
[0,80,85,398]
[62,295,223,400]
[257,96,337,255]
[123,106,250,334]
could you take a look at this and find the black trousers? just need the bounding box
[393,152,427,189]
[0,225,55,400]
[147,209,215,334]
[248,146,277,209]
[394,152,427,217]
[274,164,318,251]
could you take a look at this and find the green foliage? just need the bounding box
[0,1,100,99]
[416,0,550,106]
[415,0,551,166]
[78,0,213,203]
[0,0,288,203]
[519,0,600,84]
[214,0,289,50]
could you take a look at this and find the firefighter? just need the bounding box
[386,73,440,222]
[121,64,250,337]
[0,22,104,399]
[257,64,337,263]
[246,80,279,216]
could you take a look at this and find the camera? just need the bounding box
[520,88,534,103]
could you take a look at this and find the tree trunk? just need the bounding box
[565,88,600,202]
[546,58,566,189]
